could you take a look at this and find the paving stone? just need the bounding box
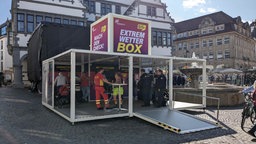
[0,87,255,144]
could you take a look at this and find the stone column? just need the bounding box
[12,47,24,88]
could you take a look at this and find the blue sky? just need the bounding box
[162,0,256,23]
[0,0,11,24]
[0,0,255,24]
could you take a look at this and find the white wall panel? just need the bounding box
[17,34,31,47]
[95,2,101,14]
[0,37,13,71]
[141,0,162,5]
[18,1,84,17]
[28,0,85,8]
[151,46,172,56]
[151,21,170,29]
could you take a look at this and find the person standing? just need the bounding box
[94,68,112,110]
[138,69,153,107]
[80,72,90,102]
[112,72,124,107]
[54,72,67,92]
[153,69,166,107]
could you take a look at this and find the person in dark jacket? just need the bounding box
[137,69,153,107]
[153,69,167,107]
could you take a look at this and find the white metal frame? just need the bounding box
[42,49,208,123]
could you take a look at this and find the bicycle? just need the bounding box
[241,91,256,131]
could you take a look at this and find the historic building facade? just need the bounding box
[0,21,13,81]
[84,0,174,56]
[9,0,87,87]
[6,0,174,87]
[172,11,256,70]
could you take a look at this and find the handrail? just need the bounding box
[175,91,220,124]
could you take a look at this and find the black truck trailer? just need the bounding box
[27,22,90,92]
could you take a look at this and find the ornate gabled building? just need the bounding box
[9,0,87,87]
[172,11,256,70]
[83,0,174,56]
[6,0,174,87]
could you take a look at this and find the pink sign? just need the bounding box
[91,18,108,51]
[113,18,149,54]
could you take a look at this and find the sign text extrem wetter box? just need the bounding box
[90,13,151,55]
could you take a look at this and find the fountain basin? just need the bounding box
[173,85,244,106]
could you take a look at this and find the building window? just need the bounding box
[27,15,34,33]
[217,50,223,59]
[190,42,194,49]
[225,50,230,58]
[202,40,207,47]
[1,41,3,50]
[70,20,77,25]
[78,21,84,26]
[84,0,95,13]
[1,62,4,72]
[183,32,187,37]
[45,17,52,22]
[202,29,207,34]
[36,15,43,26]
[224,37,230,44]
[208,28,213,33]
[195,42,199,48]
[17,13,25,32]
[1,51,3,60]
[216,25,224,31]
[152,31,157,45]
[1,26,7,36]
[183,42,187,50]
[203,53,208,59]
[162,32,167,46]
[157,32,162,45]
[54,18,61,24]
[167,33,171,46]
[208,40,213,47]
[115,5,121,14]
[217,38,222,45]
[152,31,171,46]
[147,6,156,16]
[189,31,193,36]
[63,19,69,24]
[178,43,182,50]
[209,51,214,59]
[101,3,112,15]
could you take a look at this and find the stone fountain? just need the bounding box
[180,52,202,89]
[176,52,244,106]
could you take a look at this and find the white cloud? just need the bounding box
[183,0,206,9]
[199,8,217,14]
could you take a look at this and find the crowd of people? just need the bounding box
[53,68,169,110]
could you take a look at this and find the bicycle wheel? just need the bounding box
[250,109,256,124]
[241,106,254,131]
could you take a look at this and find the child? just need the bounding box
[112,72,124,107]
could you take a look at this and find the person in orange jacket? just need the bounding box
[94,68,112,110]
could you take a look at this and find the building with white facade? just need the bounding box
[9,0,87,87]
[0,21,13,82]
[84,0,174,56]
[8,0,174,87]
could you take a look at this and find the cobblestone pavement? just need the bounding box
[0,87,256,144]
